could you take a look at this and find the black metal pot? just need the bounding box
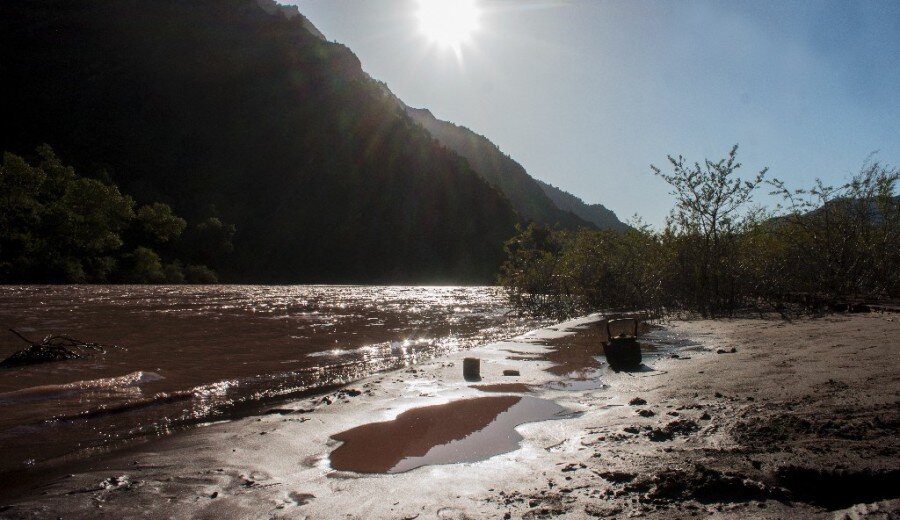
[602,318,641,370]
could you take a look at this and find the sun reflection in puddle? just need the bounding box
[328,396,569,474]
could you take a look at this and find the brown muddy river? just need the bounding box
[0,285,543,476]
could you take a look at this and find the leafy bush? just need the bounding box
[0,146,224,283]
[501,148,897,317]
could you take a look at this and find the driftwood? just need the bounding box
[0,329,123,368]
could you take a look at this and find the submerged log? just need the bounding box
[0,329,122,368]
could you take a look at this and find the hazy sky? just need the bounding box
[293,0,899,225]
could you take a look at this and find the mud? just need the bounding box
[471,383,532,393]
[2,313,897,519]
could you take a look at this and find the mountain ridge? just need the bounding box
[0,0,519,283]
[404,106,593,231]
[535,179,628,231]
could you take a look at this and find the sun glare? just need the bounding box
[416,0,480,52]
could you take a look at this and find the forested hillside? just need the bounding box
[535,180,627,231]
[404,107,595,231]
[0,0,520,283]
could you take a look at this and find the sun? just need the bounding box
[416,0,480,52]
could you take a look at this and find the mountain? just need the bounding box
[535,180,628,231]
[0,0,520,283]
[404,107,593,231]
[254,0,325,39]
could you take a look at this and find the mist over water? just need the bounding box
[0,285,543,474]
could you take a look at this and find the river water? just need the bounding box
[0,285,542,475]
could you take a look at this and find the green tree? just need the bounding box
[184,264,219,284]
[651,145,767,315]
[769,158,899,300]
[0,152,46,278]
[0,146,218,283]
[184,217,235,270]
[135,202,187,244]
[124,246,166,283]
[498,224,570,316]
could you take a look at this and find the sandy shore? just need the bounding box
[2,313,898,519]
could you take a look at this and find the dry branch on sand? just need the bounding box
[0,329,123,368]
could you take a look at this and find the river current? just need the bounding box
[0,285,542,475]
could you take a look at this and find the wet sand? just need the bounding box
[1,313,898,519]
[471,383,532,393]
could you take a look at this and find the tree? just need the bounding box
[124,247,166,283]
[135,202,187,244]
[498,224,570,316]
[769,157,899,300]
[0,146,220,283]
[183,217,235,270]
[0,152,46,278]
[651,145,767,315]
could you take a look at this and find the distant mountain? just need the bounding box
[404,107,593,231]
[535,180,628,231]
[254,0,325,39]
[0,0,519,283]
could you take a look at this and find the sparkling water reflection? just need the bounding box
[0,285,543,473]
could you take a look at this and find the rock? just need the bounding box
[597,471,636,483]
[629,397,647,406]
[647,419,699,441]
[626,465,782,503]
[636,409,655,417]
[503,370,521,376]
[646,428,673,442]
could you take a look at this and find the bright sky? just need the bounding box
[294,0,899,226]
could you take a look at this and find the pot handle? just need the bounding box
[607,317,640,338]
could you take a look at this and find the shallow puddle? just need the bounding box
[536,325,607,377]
[532,322,659,377]
[547,375,608,391]
[471,383,531,393]
[328,396,568,473]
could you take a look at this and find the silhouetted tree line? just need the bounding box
[500,146,899,317]
[0,147,231,283]
[0,0,518,283]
